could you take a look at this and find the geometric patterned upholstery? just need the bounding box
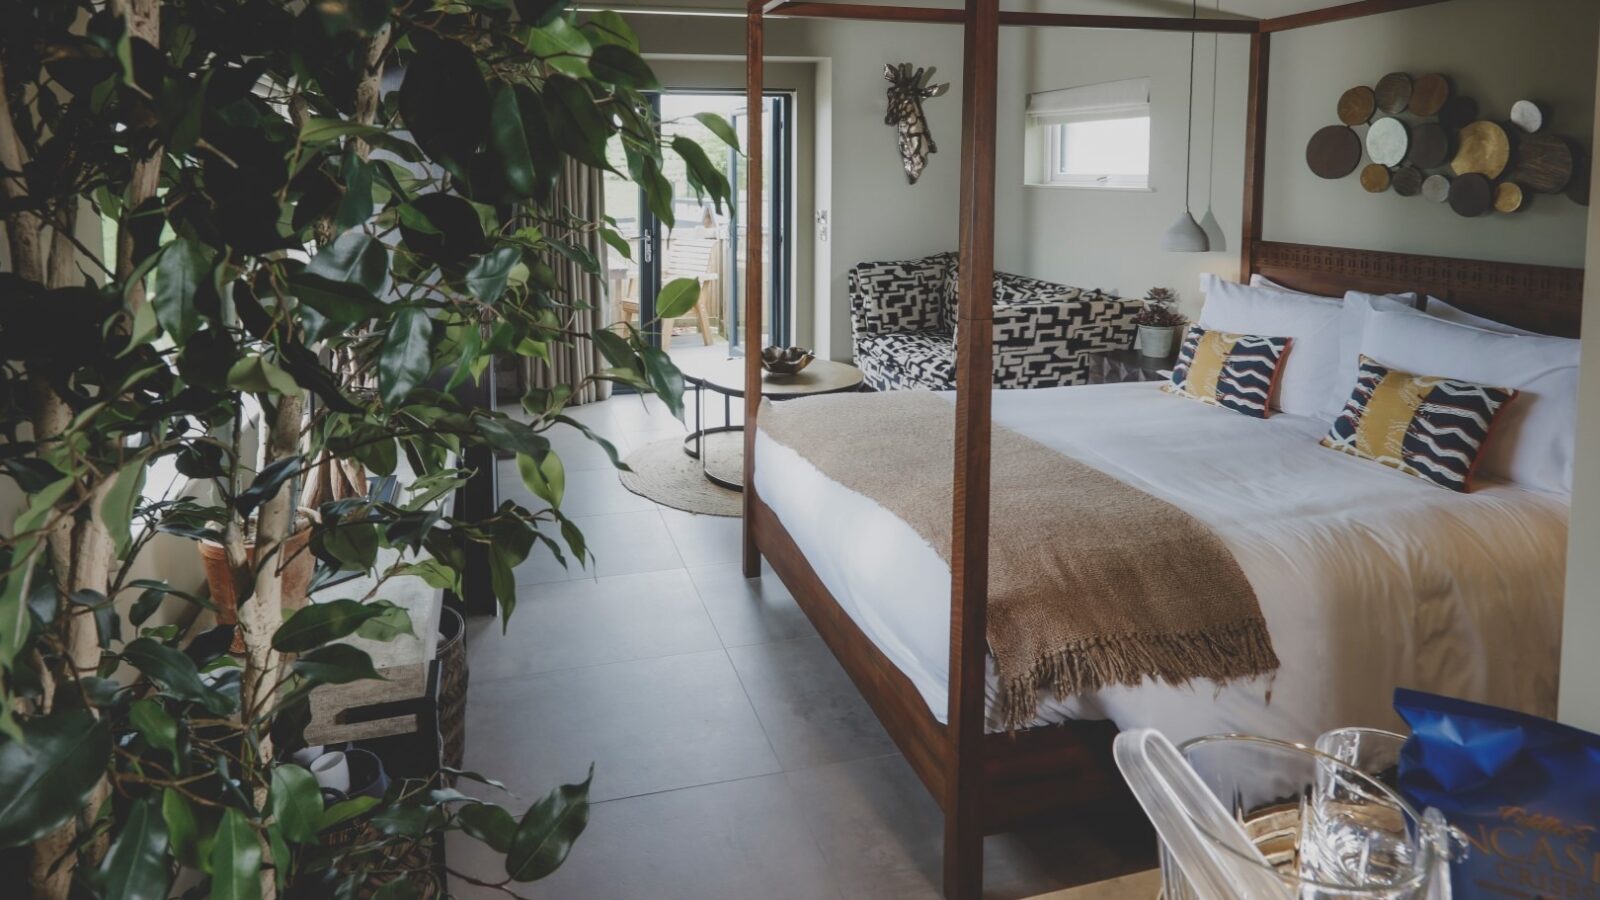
[849,252,1137,391]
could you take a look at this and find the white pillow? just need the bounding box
[1249,274,1337,299]
[1357,309,1580,494]
[1326,291,1426,419]
[1424,297,1542,337]
[1198,274,1342,418]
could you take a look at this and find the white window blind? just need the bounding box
[1027,77,1150,126]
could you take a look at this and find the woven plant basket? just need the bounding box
[317,815,441,899]
[438,606,468,777]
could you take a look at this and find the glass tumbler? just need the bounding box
[1161,734,1444,900]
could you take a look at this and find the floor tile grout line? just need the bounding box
[466,640,725,687]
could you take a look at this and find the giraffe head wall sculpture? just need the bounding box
[883,63,949,185]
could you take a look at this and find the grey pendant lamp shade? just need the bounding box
[1164,0,1210,253]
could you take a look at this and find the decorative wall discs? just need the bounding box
[1422,173,1452,203]
[1366,117,1409,166]
[1450,121,1511,178]
[1437,96,1479,131]
[1510,100,1545,133]
[1375,73,1413,115]
[1307,125,1363,179]
[1337,86,1376,126]
[1407,122,1450,169]
[1410,74,1451,117]
[1361,164,1392,193]
[1506,132,1575,193]
[1494,182,1526,213]
[1392,166,1424,197]
[1449,172,1493,217]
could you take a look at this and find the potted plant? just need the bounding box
[0,2,733,897]
[1133,288,1187,358]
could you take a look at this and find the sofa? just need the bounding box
[848,252,1138,391]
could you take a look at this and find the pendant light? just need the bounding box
[1162,0,1209,253]
[1198,0,1226,250]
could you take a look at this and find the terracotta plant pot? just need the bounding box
[198,528,314,653]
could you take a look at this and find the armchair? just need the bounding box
[848,253,1136,391]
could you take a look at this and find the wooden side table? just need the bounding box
[1090,349,1176,385]
[678,356,864,491]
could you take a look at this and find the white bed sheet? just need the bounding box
[753,382,1567,742]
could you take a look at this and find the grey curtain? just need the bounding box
[524,158,612,406]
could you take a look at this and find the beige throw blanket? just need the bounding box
[759,391,1278,730]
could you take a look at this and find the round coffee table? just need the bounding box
[678,356,864,491]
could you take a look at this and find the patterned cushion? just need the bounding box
[1320,356,1517,492]
[855,332,956,392]
[848,254,952,335]
[1163,325,1291,418]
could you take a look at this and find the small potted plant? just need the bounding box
[1133,288,1186,358]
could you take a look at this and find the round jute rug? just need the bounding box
[618,436,742,517]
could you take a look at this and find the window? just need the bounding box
[1026,77,1151,190]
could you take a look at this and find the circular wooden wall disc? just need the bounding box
[1505,132,1574,193]
[1338,86,1376,125]
[1407,122,1450,169]
[1392,166,1424,196]
[1307,125,1363,179]
[1494,182,1526,213]
[1568,144,1592,206]
[1451,121,1511,178]
[1366,117,1409,166]
[1375,72,1413,115]
[1510,100,1545,133]
[1361,163,1392,193]
[1437,96,1479,131]
[1422,173,1452,203]
[1449,172,1493,217]
[1410,74,1451,117]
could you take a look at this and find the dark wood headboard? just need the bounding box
[1251,241,1586,338]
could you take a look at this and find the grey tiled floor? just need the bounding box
[448,393,1153,899]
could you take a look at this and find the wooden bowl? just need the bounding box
[761,346,816,376]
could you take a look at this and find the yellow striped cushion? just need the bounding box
[1163,326,1292,418]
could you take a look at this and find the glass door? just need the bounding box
[601,91,792,367]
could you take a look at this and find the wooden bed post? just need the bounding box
[945,0,999,894]
[1239,30,1270,279]
[742,0,765,578]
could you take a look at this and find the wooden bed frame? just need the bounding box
[737,2,1588,897]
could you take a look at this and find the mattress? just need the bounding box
[752,382,1568,742]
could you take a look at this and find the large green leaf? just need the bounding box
[465,246,522,304]
[226,355,300,397]
[272,599,384,652]
[517,450,565,509]
[457,802,516,853]
[292,644,383,686]
[355,602,415,642]
[235,456,305,518]
[589,44,657,90]
[487,86,538,199]
[640,346,686,420]
[654,277,701,321]
[526,18,592,78]
[152,238,210,342]
[97,794,170,900]
[100,457,147,559]
[673,135,733,214]
[210,807,263,900]
[303,230,390,299]
[398,36,489,181]
[504,766,593,881]
[581,11,639,51]
[0,478,74,688]
[122,638,236,716]
[128,698,180,764]
[542,76,612,171]
[269,764,323,843]
[0,710,112,848]
[287,272,385,334]
[161,789,202,869]
[379,306,433,408]
[694,112,741,152]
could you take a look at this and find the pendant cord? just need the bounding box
[1206,0,1220,209]
[1183,0,1197,214]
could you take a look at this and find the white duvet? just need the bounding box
[752,382,1568,742]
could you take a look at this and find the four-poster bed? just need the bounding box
[738,2,1586,897]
